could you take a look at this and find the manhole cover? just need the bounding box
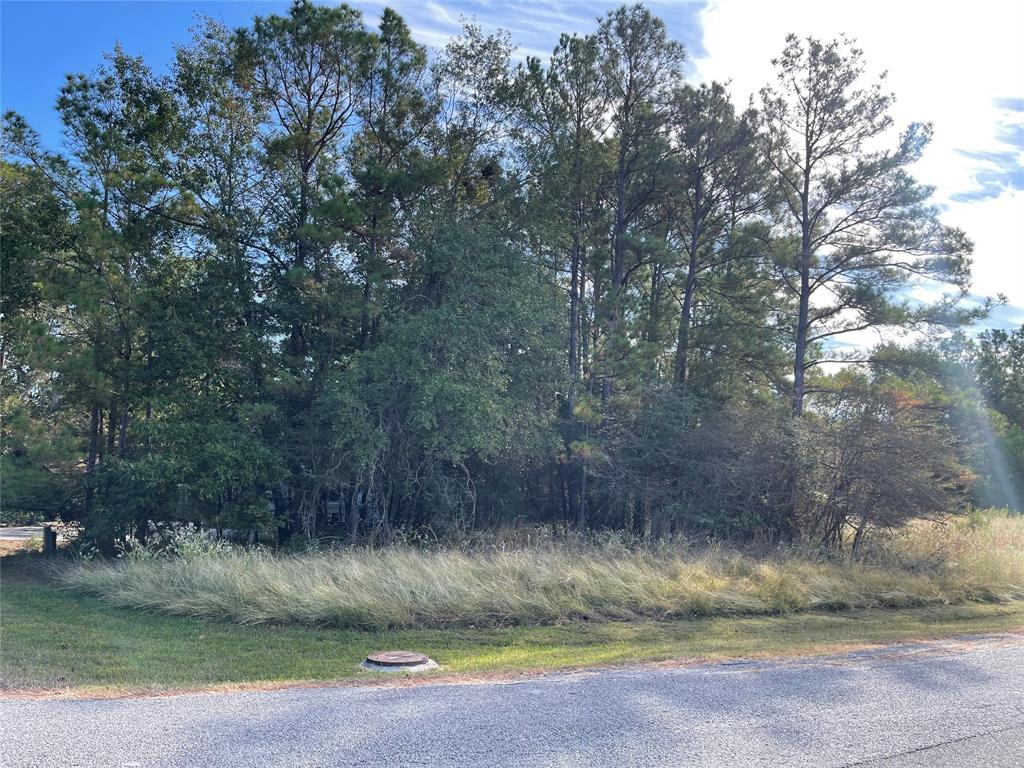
[362,650,438,672]
[366,650,429,667]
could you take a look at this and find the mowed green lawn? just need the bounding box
[3,558,1023,696]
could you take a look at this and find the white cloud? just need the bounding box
[693,0,1024,321]
[369,0,1023,324]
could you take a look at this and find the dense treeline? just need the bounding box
[2,2,1021,550]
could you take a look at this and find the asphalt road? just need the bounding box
[2,634,1022,767]
[0,526,44,541]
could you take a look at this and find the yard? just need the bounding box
[3,511,1024,696]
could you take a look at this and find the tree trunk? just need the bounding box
[106,404,118,455]
[675,182,703,385]
[674,280,694,385]
[84,404,100,517]
[647,263,661,344]
[568,142,583,386]
[674,248,699,385]
[360,218,379,351]
[360,277,372,350]
[792,162,813,417]
[118,410,128,454]
[603,135,630,405]
[348,486,361,545]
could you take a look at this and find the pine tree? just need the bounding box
[759,35,974,415]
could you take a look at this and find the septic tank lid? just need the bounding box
[365,650,431,668]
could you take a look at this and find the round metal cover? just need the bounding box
[366,650,429,667]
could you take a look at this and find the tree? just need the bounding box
[2,5,991,549]
[971,327,1024,510]
[515,32,609,525]
[0,161,78,522]
[235,0,368,369]
[347,8,439,351]
[974,327,1024,430]
[4,49,182,539]
[518,33,607,394]
[930,330,1022,510]
[594,4,685,402]
[760,35,974,416]
[807,373,967,551]
[596,386,801,538]
[172,18,272,402]
[663,82,768,385]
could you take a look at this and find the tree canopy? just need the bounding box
[2,2,1017,550]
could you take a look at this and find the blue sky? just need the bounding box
[0,0,706,149]
[2,0,1021,330]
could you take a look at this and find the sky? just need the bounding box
[2,0,1022,330]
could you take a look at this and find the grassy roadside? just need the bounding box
[3,563,1023,697]
[54,513,1024,629]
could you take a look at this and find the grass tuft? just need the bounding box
[56,511,1024,630]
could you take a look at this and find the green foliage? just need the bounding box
[871,331,1024,511]
[0,3,1002,549]
[759,35,978,415]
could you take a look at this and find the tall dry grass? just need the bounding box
[57,510,1024,629]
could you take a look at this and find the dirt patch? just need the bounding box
[0,540,39,557]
